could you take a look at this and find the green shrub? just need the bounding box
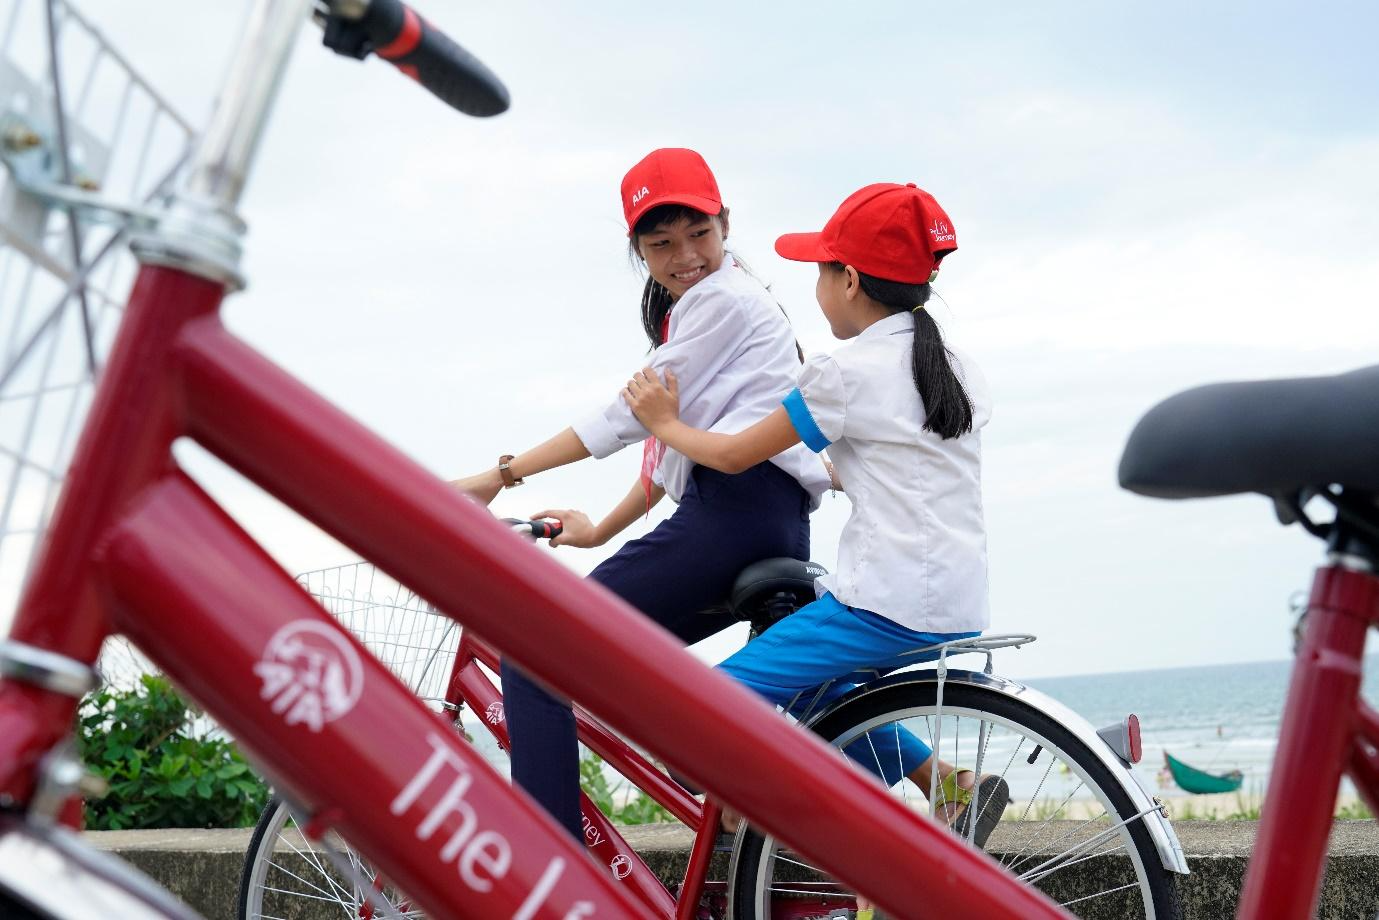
[579,751,675,825]
[77,674,267,830]
[1334,799,1373,820]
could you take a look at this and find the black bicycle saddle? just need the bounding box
[729,558,828,622]
[1119,363,1379,500]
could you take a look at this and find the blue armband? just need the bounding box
[783,387,831,453]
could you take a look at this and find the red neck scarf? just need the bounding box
[639,310,672,511]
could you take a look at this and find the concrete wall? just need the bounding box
[86,820,1379,919]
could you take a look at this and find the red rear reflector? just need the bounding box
[1127,713,1142,764]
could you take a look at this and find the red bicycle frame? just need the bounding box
[0,261,1070,919]
[449,632,683,916]
[1238,561,1379,918]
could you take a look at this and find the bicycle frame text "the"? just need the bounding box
[392,732,598,919]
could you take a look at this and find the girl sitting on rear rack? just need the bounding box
[623,182,1008,849]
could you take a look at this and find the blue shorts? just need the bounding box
[718,591,978,784]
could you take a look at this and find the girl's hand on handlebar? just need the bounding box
[623,368,680,432]
[450,468,503,506]
[532,509,599,548]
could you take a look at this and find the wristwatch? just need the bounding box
[498,455,524,488]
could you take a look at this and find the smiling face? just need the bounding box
[635,210,729,300]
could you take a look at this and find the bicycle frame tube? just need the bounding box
[0,257,1073,919]
[101,471,648,919]
[0,268,648,919]
[455,631,746,920]
[449,636,680,917]
[1237,562,1379,919]
[455,632,766,920]
[453,634,701,828]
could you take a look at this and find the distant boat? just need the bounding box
[1164,751,1243,794]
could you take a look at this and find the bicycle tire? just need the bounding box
[238,796,426,919]
[0,890,48,919]
[727,681,1182,920]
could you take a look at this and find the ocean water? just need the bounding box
[458,656,1377,807]
[1024,655,1379,801]
[233,633,1379,809]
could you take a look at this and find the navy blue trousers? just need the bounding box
[500,462,811,839]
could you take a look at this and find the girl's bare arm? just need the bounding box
[451,427,591,505]
[535,478,664,548]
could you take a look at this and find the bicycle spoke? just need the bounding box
[1060,880,1144,908]
[250,808,417,919]
[1007,805,1126,876]
[893,721,905,808]
[1020,838,1131,886]
[260,859,344,903]
[998,760,1067,870]
[257,884,364,905]
[965,717,990,843]
[735,687,1175,920]
[313,839,409,920]
[277,832,358,905]
[1016,803,1163,886]
[767,847,828,875]
[760,886,852,900]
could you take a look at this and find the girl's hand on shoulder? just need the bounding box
[450,468,503,506]
[531,509,599,548]
[623,368,680,432]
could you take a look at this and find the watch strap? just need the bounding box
[498,455,524,488]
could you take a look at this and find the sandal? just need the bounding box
[938,769,1010,849]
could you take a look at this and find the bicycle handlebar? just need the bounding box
[321,0,510,117]
[502,518,563,540]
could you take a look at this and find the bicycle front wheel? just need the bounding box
[238,796,425,920]
[727,681,1181,920]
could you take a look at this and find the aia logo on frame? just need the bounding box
[484,701,505,725]
[254,621,363,732]
[929,219,954,244]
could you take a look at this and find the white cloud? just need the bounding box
[3,0,1375,686]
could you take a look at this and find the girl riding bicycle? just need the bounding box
[452,148,830,840]
[623,182,1009,850]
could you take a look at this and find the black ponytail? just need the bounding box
[639,277,675,348]
[827,263,973,439]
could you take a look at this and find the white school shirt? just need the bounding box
[573,256,831,507]
[782,312,992,633]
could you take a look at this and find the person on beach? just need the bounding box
[451,147,830,840]
[622,182,1009,853]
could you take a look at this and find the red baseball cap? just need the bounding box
[621,148,723,233]
[775,183,957,284]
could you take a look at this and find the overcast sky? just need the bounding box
[5,0,1377,679]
